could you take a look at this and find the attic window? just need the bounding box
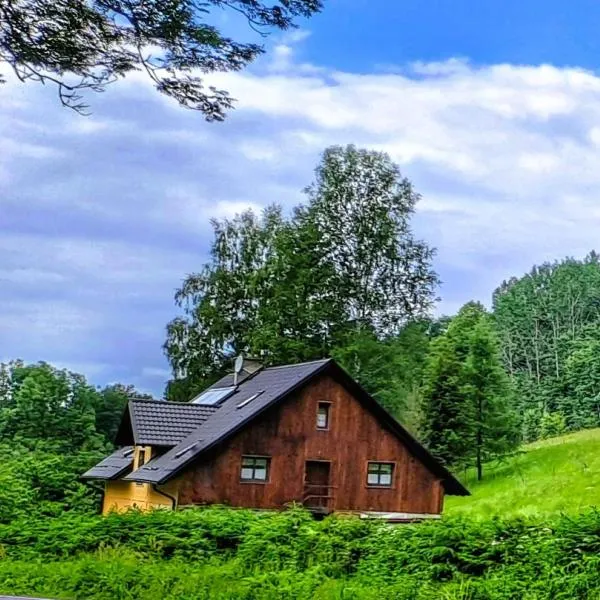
[191,386,235,406]
[138,448,147,468]
[317,402,330,429]
[237,391,264,409]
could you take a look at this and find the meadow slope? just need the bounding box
[446,428,600,518]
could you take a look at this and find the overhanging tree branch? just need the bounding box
[0,0,322,116]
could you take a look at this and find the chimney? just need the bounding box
[233,354,263,386]
[241,357,263,375]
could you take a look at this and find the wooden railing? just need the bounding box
[302,483,336,514]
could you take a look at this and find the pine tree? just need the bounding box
[563,337,600,429]
[464,318,518,480]
[421,333,475,467]
[331,321,432,427]
[421,302,518,478]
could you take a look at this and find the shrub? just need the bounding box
[521,408,541,443]
[540,412,567,439]
[0,508,600,600]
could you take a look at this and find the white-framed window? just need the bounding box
[240,456,270,482]
[367,462,394,487]
[317,402,330,429]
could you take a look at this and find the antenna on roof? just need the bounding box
[233,353,244,386]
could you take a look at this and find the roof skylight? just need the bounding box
[191,386,235,406]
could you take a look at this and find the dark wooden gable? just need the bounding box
[177,372,464,514]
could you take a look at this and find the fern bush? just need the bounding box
[0,507,599,599]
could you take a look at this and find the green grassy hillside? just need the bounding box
[446,428,600,518]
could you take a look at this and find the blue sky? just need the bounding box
[3,1,600,396]
[305,0,600,70]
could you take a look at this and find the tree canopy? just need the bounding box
[164,145,438,401]
[493,252,600,438]
[0,0,322,116]
[0,359,152,522]
[0,360,149,450]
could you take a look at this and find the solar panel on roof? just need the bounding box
[191,386,235,406]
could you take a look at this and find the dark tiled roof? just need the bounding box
[123,359,332,485]
[196,361,263,394]
[203,371,250,391]
[129,399,218,446]
[85,401,218,480]
[81,446,134,480]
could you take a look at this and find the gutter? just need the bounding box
[151,484,177,510]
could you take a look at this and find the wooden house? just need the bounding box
[83,358,468,520]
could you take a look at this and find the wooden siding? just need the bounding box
[178,374,444,514]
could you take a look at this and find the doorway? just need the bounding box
[303,460,332,513]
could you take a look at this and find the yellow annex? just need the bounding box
[102,446,179,514]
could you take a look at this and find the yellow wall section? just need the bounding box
[102,445,180,514]
[102,479,180,514]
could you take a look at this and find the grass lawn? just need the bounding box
[446,428,600,518]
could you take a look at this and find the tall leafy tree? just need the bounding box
[0,0,322,115]
[165,205,336,387]
[0,362,102,450]
[0,360,151,449]
[165,145,438,399]
[300,145,439,333]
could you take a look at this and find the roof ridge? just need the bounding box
[129,398,167,404]
[264,358,331,371]
[130,398,218,409]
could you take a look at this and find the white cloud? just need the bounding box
[200,60,600,275]
[283,29,312,44]
[3,52,600,392]
[268,44,295,73]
